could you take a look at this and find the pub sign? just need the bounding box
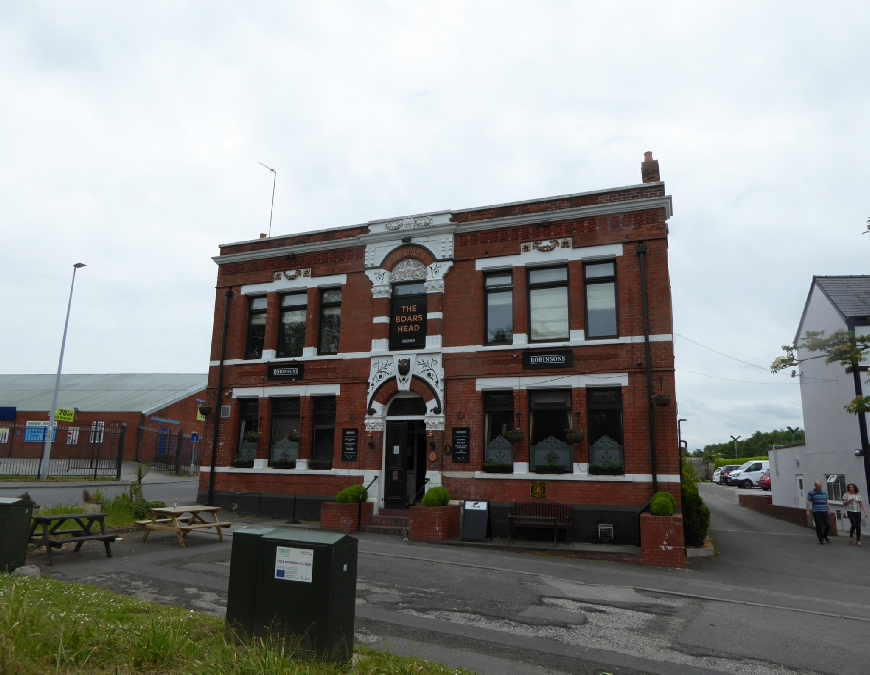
[267,363,304,380]
[341,429,358,462]
[451,427,470,463]
[523,350,573,369]
[389,295,427,350]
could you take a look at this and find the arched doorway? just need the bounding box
[384,395,428,510]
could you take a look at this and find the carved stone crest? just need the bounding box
[391,258,427,281]
[521,238,572,254]
[384,216,433,231]
[273,268,312,282]
[397,358,411,376]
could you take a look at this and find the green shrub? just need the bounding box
[131,500,167,520]
[650,491,677,516]
[682,487,711,545]
[421,486,451,507]
[336,485,368,504]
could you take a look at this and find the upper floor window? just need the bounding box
[245,296,268,359]
[277,293,307,358]
[485,273,513,344]
[390,282,427,351]
[584,261,618,339]
[528,266,569,342]
[319,289,342,355]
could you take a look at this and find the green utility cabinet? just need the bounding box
[226,527,358,664]
[0,498,34,572]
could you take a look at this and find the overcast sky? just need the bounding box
[2,2,869,451]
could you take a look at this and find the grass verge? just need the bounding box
[34,494,165,530]
[0,574,471,674]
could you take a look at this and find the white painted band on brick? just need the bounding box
[209,334,673,366]
[232,383,341,398]
[475,374,629,390]
[240,273,347,295]
[475,243,623,271]
[427,312,443,320]
[372,316,389,324]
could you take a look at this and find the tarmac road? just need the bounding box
[26,481,870,675]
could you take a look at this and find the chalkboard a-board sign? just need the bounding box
[452,427,470,463]
[341,429,358,462]
[461,500,490,542]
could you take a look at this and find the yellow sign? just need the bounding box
[530,481,546,499]
[196,410,206,422]
[55,408,75,423]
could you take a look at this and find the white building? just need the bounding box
[770,276,870,531]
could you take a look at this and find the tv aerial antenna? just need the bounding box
[259,162,276,237]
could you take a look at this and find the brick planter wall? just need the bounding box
[738,493,837,535]
[320,501,374,534]
[640,512,686,568]
[408,505,461,543]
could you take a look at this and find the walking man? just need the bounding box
[806,481,831,545]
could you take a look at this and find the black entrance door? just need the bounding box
[384,420,427,510]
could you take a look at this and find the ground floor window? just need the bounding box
[587,388,624,475]
[529,390,572,473]
[237,399,259,463]
[270,397,300,467]
[484,391,514,471]
[310,396,336,469]
[826,474,846,502]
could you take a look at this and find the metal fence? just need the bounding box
[137,426,202,476]
[0,422,125,479]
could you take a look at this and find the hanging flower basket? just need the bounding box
[652,394,671,407]
[503,429,524,444]
[564,428,585,444]
[286,430,301,443]
[243,431,262,442]
[198,405,213,417]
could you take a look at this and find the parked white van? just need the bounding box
[728,460,770,489]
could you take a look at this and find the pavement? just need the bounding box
[19,481,870,675]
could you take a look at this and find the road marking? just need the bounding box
[713,528,806,536]
[360,550,870,624]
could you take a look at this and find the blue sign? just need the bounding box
[190,432,201,443]
[0,407,16,422]
[24,425,57,443]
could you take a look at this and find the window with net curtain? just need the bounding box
[528,267,569,342]
[319,289,342,354]
[270,397,300,465]
[245,296,268,359]
[584,261,618,339]
[485,273,513,344]
[277,293,307,358]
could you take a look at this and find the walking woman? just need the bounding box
[843,483,868,546]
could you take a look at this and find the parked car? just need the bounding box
[728,460,770,489]
[714,465,741,485]
[759,469,771,491]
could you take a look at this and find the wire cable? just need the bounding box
[674,333,769,370]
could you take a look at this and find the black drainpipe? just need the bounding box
[846,320,870,496]
[636,243,658,494]
[207,288,234,506]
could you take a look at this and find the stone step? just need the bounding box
[362,524,406,536]
[369,515,409,527]
[379,508,411,517]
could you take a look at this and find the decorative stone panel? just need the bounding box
[520,238,572,253]
[272,268,312,282]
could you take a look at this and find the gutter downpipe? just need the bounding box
[207,288,233,506]
[636,242,658,494]
[845,319,870,496]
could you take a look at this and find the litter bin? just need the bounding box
[0,498,34,572]
[226,527,358,664]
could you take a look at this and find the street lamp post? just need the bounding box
[786,426,800,445]
[38,263,86,481]
[730,434,741,460]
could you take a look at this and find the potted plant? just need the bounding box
[198,404,213,417]
[408,487,461,543]
[503,428,524,444]
[82,488,104,513]
[243,431,262,442]
[271,451,296,470]
[564,427,585,444]
[652,392,671,407]
[589,460,624,476]
[308,459,333,470]
[535,455,567,474]
[233,450,255,468]
[286,429,301,443]
[482,462,513,474]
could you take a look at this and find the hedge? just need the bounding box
[336,485,368,504]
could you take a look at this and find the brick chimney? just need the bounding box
[641,151,660,183]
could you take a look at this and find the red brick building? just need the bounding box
[200,153,679,543]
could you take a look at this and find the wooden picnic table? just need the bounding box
[139,505,231,548]
[30,513,116,566]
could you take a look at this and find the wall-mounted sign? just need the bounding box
[55,408,75,423]
[341,429,358,462]
[452,427,470,463]
[530,481,546,499]
[0,407,16,422]
[268,364,304,380]
[389,295,427,350]
[0,428,9,444]
[275,546,313,583]
[523,350,573,369]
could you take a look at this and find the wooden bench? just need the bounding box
[30,513,117,565]
[134,517,192,527]
[508,502,573,547]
